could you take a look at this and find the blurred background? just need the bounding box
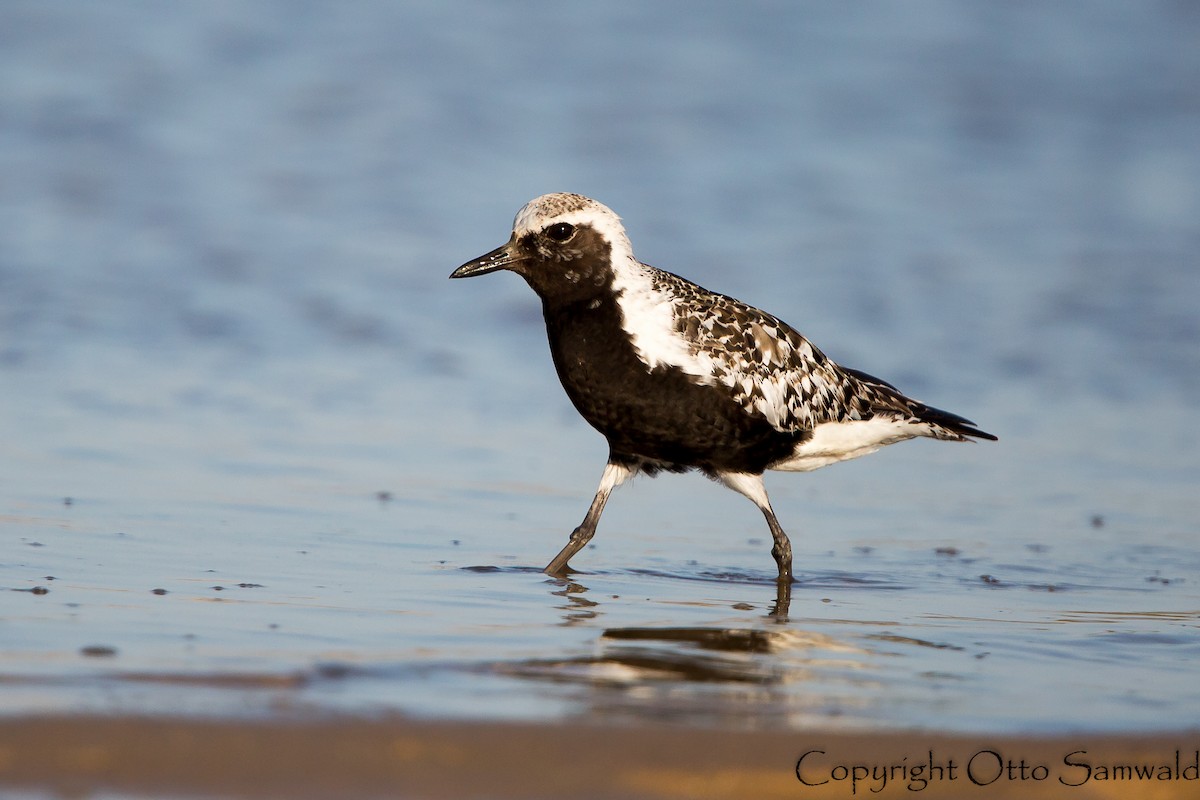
[1,1,1198,732]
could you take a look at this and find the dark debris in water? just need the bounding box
[315,662,360,681]
[80,645,118,658]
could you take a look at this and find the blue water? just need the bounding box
[1,1,1198,733]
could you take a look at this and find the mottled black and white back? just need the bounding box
[452,193,995,586]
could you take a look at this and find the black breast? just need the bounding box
[542,293,802,474]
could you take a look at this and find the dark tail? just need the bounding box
[912,403,997,441]
[843,366,998,442]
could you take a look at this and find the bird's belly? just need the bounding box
[557,351,797,471]
[545,297,800,472]
[769,416,920,472]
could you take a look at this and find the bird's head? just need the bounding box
[450,193,634,300]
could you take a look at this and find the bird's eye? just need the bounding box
[545,222,575,242]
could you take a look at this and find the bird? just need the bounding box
[450,193,995,585]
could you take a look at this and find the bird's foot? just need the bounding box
[544,525,591,576]
[771,544,795,585]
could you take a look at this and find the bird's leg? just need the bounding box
[760,505,794,584]
[715,471,796,584]
[545,460,632,577]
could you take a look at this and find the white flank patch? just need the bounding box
[771,416,926,472]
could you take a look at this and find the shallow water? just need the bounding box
[2,1,1198,735]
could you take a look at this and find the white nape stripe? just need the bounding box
[610,260,714,378]
[513,196,634,259]
[512,194,713,380]
[771,416,925,472]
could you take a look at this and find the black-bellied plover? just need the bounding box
[451,193,995,584]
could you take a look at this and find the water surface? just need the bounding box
[1,0,1198,734]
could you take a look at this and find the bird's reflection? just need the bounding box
[518,579,862,693]
[550,579,599,625]
[546,572,792,624]
[771,578,791,620]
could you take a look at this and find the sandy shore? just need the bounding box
[0,715,1196,799]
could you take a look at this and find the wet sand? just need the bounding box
[1,715,1196,799]
[3,4,1199,799]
